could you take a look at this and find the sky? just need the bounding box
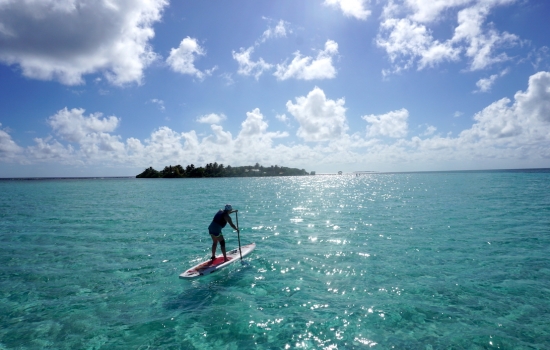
[1,0,550,177]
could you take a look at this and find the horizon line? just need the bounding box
[1,167,549,180]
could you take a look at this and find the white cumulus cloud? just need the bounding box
[274,40,339,81]
[377,0,520,74]
[203,124,233,146]
[258,19,290,44]
[232,46,273,80]
[28,107,125,163]
[150,99,165,111]
[475,74,500,93]
[27,137,76,163]
[421,125,437,136]
[514,71,550,124]
[324,0,372,20]
[404,0,472,23]
[0,0,167,85]
[453,2,519,71]
[363,108,409,138]
[0,123,23,161]
[196,113,227,124]
[48,108,119,143]
[286,87,348,142]
[377,18,459,72]
[461,71,550,142]
[166,37,216,80]
[474,69,509,93]
[234,108,288,155]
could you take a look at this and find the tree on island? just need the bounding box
[136,163,309,178]
[137,167,161,178]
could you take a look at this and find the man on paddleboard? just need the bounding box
[208,204,239,262]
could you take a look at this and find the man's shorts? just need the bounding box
[208,222,223,237]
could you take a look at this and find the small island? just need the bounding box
[136,163,311,178]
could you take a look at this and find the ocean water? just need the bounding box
[1,171,549,349]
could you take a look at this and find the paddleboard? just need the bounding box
[179,243,256,279]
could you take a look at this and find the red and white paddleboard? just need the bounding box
[179,243,256,279]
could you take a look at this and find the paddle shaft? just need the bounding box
[236,211,243,260]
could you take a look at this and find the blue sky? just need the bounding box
[1,0,549,177]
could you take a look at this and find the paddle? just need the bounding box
[236,210,243,262]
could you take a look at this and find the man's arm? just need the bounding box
[224,213,239,231]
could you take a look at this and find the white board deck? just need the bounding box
[179,242,256,279]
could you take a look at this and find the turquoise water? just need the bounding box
[1,171,549,349]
